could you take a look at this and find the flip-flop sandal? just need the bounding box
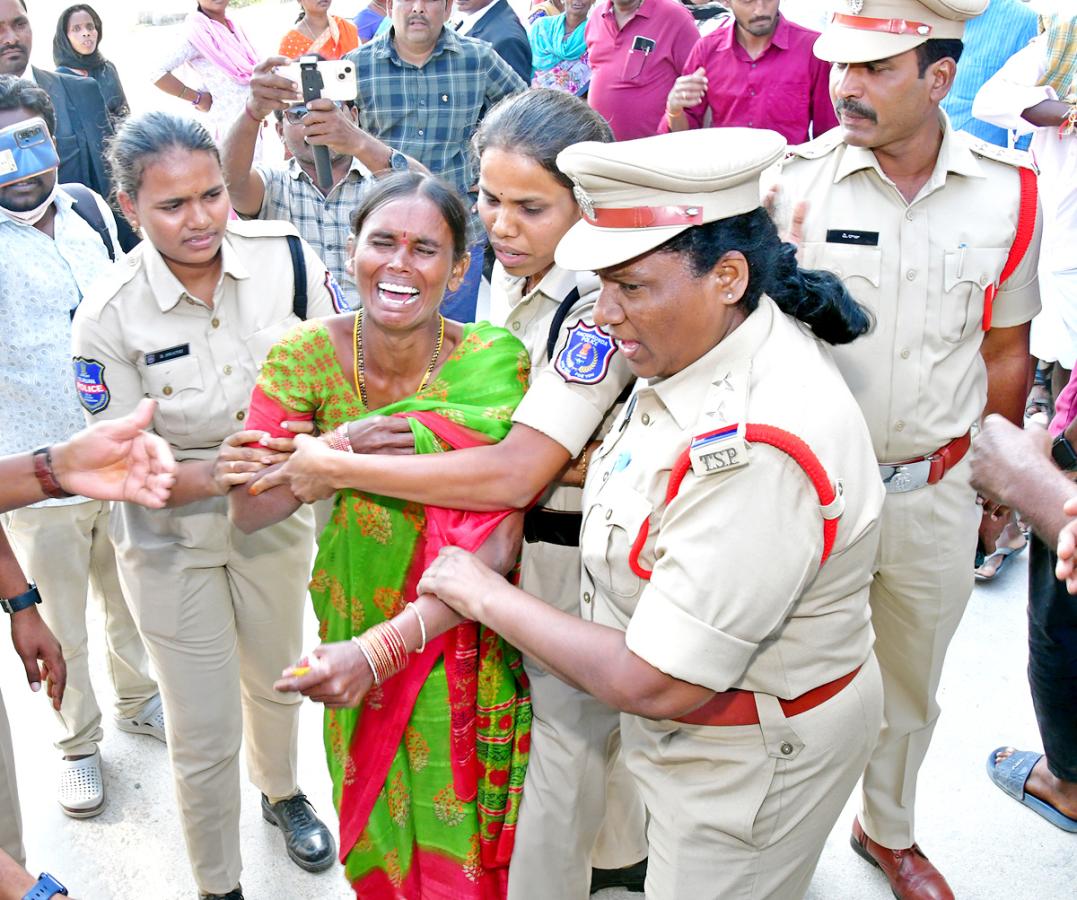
[986,747,1077,833]
[974,543,1026,582]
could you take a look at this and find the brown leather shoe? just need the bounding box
[850,818,954,900]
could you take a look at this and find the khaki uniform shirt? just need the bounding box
[774,115,1041,462]
[580,296,883,698]
[507,264,634,469]
[70,220,341,457]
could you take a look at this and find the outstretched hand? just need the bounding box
[416,546,501,621]
[49,399,176,508]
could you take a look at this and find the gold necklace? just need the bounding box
[353,310,445,408]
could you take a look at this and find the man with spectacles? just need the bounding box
[222,56,424,310]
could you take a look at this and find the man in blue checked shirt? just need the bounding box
[346,0,526,322]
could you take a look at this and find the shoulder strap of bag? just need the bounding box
[287,233,308,320]
[63,182,115,262]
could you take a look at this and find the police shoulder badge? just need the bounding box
[554,322,616,385]
[73,357,110,415]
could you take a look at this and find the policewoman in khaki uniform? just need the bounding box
[70,112,345,900]
[475,89,648,897]
[774,4,1042,896]
[418,128,887,900]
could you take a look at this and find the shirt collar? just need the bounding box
[286,154,372,183]
[142,228,251,313]
[717,13,789,52]
[381,23,460,65]
[648,294,776,431]
[833,111,985,186]
[458,0,500,34]
[603,0,651,22]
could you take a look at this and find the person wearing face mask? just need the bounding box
[70,111,345,900]
[52,4,129,125]
[0,76,163,824]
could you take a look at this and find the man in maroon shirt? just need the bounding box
[585,0,699,140]
[660,0,837,143]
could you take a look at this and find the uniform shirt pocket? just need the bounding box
[141,355,206,437]
[940,247,1008,343]
[245,319,297,372]
[581,486,653,600]
[800,243,882,290]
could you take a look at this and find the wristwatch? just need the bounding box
[1052,433,1077,471]
[22,872,68,900]
[388,150,409,172]
[1,584,41,615]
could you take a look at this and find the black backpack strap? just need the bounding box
[287,234,308,320]
[546,286,582,362]
[63,182,115,262]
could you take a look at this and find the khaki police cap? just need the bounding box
[814,0,987,64]
[554,128,787,273]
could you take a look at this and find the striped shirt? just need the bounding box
[346,27,526,242]
[941,0,1039,149]
[254,156,372,310]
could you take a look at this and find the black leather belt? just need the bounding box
[523,507,583,547]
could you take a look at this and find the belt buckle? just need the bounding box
[880,459,931,493]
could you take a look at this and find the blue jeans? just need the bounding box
[440,240,485,323]
[1027,535,1077,782]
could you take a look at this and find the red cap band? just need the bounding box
[584,205,704,229]
[829,12,933,36]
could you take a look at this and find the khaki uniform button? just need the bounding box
[223,365,232,375]
[900,348,910,359]
[605,509,612,520]
[602,471,609,482]
[236,410,246,421]
[582,591,592,604]
[511,322,520,331]
[641,413,651,425]
[895,420,905,431]
[162,386,173,396]
[780,741,794,756]
[211,318,220,328]
[979,274,990,287]
[905,210,914,222]
[905,269,917,281]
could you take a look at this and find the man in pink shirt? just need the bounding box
[661,0,837,142]
[585,0,699,140]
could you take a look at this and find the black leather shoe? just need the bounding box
[590,858,647,894]
[261,791,336,873]
[198,886,243,900]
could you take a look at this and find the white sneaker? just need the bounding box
[58,748,105,818]
[115,693,166,743]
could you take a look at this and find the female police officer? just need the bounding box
[417,128,887,899]
[70,112,345,900]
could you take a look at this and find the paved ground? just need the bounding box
[5,545,1074,898]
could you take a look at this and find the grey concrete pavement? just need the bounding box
[4,548,1073,898]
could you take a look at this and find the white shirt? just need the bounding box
[0,187,120,506]
[973,33,1077,364]
[454,0,501,35]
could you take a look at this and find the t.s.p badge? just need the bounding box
[554,322,616,385]
[73,357,110,414]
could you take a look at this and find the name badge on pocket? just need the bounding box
[825,229,879,246]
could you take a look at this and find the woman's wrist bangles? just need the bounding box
[191,90,204,108]
[325,424,354,454]
[401,603,427,653]
[352,620,409,686]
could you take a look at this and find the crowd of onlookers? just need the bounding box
[3,0,1077,899]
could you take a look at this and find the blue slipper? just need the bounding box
[986,746,1077,833]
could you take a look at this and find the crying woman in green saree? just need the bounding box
[229,172,532,899]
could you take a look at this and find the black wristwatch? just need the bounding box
[22,872,68,900]
[1052,434,1077,471]
[389,149,409,171]
[1,583,41,614]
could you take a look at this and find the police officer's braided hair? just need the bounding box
[107,111,219,199]
[660,208,873,346]
[473,88,614,189]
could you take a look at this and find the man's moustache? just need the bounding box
[835,99,878,123]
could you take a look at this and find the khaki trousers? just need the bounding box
[508,540,648,900]
[860,457,979,849]
[110,497,314,894]
[0,687,23,866]
[2,501,157,757]
[625,657,883,900]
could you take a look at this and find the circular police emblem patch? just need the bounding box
[572,181,596,222]
[847,0,864,12]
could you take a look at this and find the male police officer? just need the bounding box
[775,2,1041,897]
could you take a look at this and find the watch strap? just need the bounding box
[1052,434,1077,471]
[1,584,41,615]
[32,447,73,500]
[22,872,68,900]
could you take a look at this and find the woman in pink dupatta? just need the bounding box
[151,1,263,155]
